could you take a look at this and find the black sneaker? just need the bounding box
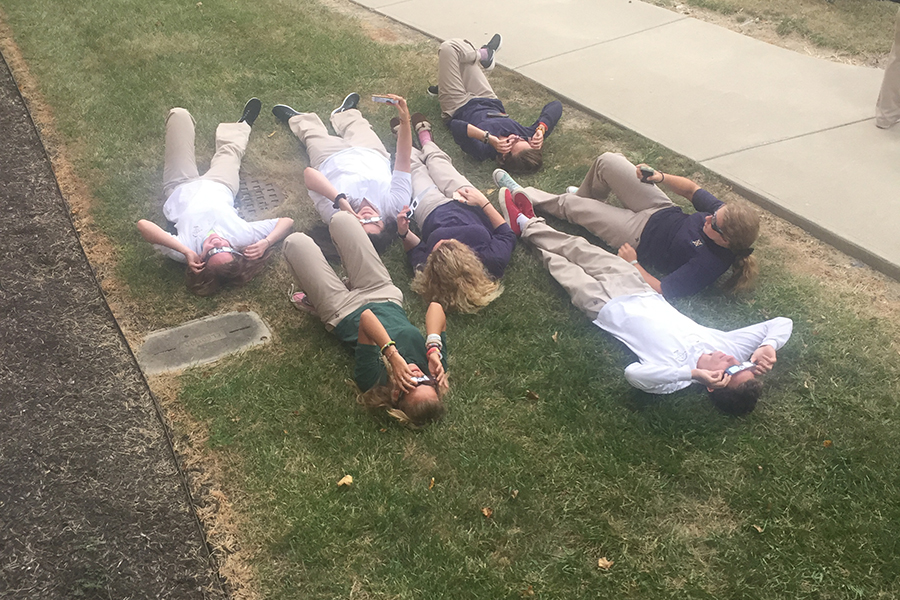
[480,33,502,70]
[239,98,262,126]
[426,85,439,97]
[331,92,360,117]
[272,104,301,124]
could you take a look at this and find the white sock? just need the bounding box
[517,214,531,231]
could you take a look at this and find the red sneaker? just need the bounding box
[512,190,535,219]
[499,187,522,236]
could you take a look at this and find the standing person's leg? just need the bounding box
[876,7,900,129]
[283,231,355,330]
[163,108,200,198]
[409,145,454,226]
[330,110,390,159]
[524,186,656,250]
[437,39,498,121]
[201,121,251,196]
[288,112,350,168]
[521,219,652,319]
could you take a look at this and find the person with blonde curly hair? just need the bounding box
[137,101,294,296]
[395,125,514,313]
[494,152,760,299]
[283,211,449,428]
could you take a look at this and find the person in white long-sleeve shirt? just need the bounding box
[502,193,792,414]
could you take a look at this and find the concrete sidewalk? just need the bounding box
[354,0,900,279]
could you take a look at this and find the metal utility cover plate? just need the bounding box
[137,311,271,375]
[235,178,283,221]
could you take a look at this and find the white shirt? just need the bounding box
[154,179,277,262]
[595,292,793,394]
[309,147,412,223]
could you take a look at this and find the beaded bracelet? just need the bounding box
[380,340,396,355]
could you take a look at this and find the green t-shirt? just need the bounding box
[333,301,449,391]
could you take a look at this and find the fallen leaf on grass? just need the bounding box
[752,524,764,533]
[526,390,539,400]
[267,129,277,138]
[481,507,493,518]
[337,475,353,487]
[429,477,435,490]
[597,557,614,570]
[520,585,534,597]
[510,489,519,499]
[823,440,833,448]
[552,331,559,343]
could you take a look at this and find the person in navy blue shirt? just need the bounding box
[393,127,515,314]
[431,36,562,174]
[494,152,760,299]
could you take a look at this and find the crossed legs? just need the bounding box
[525,152,673,249]
[437,38,498,121]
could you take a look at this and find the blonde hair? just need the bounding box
[411,240,502,314]
[719,202,760,293]
[355,353,447,428]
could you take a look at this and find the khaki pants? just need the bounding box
[437,38,498,122]
[521,218,653,320]
[287,109,389,167]
[162,107,250,198]
[283,212,403,330]
[409,141,471,225]
[526,152,673,250]
[876,8,900,129]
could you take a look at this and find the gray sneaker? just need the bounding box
[480,34,502,71]
[493,168,521,192]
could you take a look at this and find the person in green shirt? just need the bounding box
[283,211,449,427]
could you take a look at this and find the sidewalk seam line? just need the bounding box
[513,16,690,70]
[699,117,876,162]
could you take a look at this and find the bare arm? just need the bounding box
[465,123,513,155]
[457,187,505,229]
[617,243,662,294]
[358,308,416,392]
[396,206,421,251]
[387,95,412,174]
[424,302,449,390]
[636,164,700,201]
[137,219,203,271]
[243,217,295,260]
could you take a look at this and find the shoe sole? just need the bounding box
[498,187,515,231]
[331,92,359,117]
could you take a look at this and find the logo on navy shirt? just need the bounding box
[692,239,703,247]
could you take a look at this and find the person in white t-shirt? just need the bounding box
[272,93,412,253]
[502,193,792,415]
[137,100,295,295]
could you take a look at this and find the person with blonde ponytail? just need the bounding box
[396,122,514,314]
[494,152,760,298]
[283,212,449,428]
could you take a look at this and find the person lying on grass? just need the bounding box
[429,35,562,174]
[392,116,514,313]
[283,211,449,427]
[501,192,792,415]
[494,152,760,299]
[137,100,294,296]
[272,93,412,254]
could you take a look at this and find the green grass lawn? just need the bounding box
[3,0,899,598]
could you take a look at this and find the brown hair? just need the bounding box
[185,251,271,296]
[719,202,760,293]
[411,240,502,314]
[498,147,543,174]
[709,378,763,415]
